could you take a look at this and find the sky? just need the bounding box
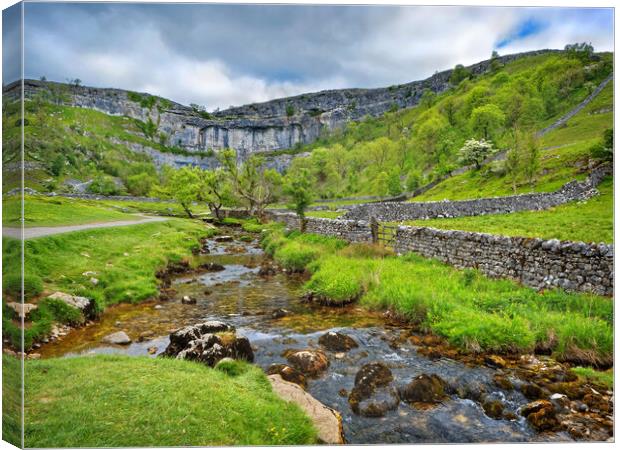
[2,3,614,111]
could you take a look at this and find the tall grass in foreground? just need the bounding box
[263,230,613,365]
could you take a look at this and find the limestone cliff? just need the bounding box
[4,49,556,166]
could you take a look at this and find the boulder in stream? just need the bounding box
[400,373,448,405]
[520,383,546,400]
[267,364,307,389]
[161,321,253,367]
[181,296,197,305]
[101,331,132,345]
[284,349,329,376]
[199,262,225,272]
[271,308,290,319]
[348,362,399,417]
[520,400,559,431]
[214,235,234,242]
[318,331,359,352]
[482,399,505,419]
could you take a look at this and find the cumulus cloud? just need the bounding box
[15,3,613,110]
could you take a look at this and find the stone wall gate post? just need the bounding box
[370,216,379,244]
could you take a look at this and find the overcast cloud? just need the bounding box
[3,3,614,110]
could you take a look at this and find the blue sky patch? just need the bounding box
[496,19,546,49]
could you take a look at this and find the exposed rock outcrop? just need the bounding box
[5,50,557,164]
[47,291,97,318]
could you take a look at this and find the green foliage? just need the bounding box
[161,166,202,217]
[190,103,213,119]
[274,242,322,272]
[490,50,503,73]
[387,169,402,196]
[37,297,84,325]
[135,117,158,139]
[420,89,436,109]
[88,175,122,196]
[50,154,65,176]
[565,42,595,62]
[282,52,612,201]
[23,355,317,447]
[2,355,21,447]
[590,128,613,162]
[197,168,236,220]
[572,366,613,389]
[284,168,314,218]
[261,229,346,272]
[2,219,210,311]
[3,195,137,228]
[3,272,43,300]
[470,104,505,140]
[2,293,84,350]
[521,133,541,186]
[219,149,282,217]
[304,257,375,304]
[450,64,471,85]
[125,172,156,196]
[285,104,295,117]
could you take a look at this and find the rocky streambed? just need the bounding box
[37,229,614,444]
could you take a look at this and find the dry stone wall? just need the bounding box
[267,212,372,242]
[393,226,613,296]
[269,211,613,296]
[343,165,611,222]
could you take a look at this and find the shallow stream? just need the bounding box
[39,231,571,444]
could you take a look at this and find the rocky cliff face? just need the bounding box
[4,50,555,167]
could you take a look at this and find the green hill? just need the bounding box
[285,51,612,200]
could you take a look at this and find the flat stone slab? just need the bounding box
[268,374,344,444]
[6,302,37,319]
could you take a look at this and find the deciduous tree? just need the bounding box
[457,138,495,169]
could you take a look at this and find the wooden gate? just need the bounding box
[370,217,397,249]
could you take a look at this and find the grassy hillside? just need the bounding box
[416,81,613,201]
[284,51,612,199]
[2,50,612,205]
